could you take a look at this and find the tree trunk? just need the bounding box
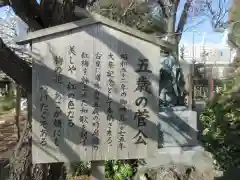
[9,94,32,180]
[6,1,78,179]
[9,92,67,180]
[0,38,32,92]
[15,85,21,141]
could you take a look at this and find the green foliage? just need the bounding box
[200,76,240,170]
[65,162,91,177]
[231,2,240,23]
[65,160,137,179]
[105,160,137,180]
[0,93,15,112]
[229,2,240,48]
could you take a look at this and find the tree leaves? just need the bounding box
[200,73,240,170]
[105,160,136,180]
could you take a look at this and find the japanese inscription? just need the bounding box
[92,52,102,151]
[118,54,128,150]
[52,54,64,146]
[80,51,90,146]
[32,26,160,163]
[54,56,63,84]
[53,92,63,146]
[106,53,115,147]
[67,46,76,128]
[39,86,49,146]
[133,58,152,145]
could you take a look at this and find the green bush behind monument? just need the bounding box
[200,75,240,170]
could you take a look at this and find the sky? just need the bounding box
[0,0,232,45]
[177,0,232,45]
[0,6,8,18]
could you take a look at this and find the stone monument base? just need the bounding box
[139,146,213,168]
[137,106,200,171]
[158,106,198,148]
[136,146,215,180]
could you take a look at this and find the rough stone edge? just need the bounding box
[139,146,213,168]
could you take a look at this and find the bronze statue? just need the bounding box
[159,50,186,109]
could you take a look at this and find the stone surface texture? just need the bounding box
[137,146,216,180]
[158,107,198,147]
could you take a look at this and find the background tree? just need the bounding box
[228,0,240,49]
[0,0,229,179]
[200,0,240,172]
[0,0,229,90]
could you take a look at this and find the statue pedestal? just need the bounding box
[139,107,207,170]
[158,106,198,147]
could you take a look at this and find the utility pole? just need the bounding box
[209,47,216,100]
[188,29,195,110]
[189,5,196,110]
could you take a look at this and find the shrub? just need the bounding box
[65,162,91,177]
[105,160,137,180]
[0,94,15,112]
[200,77,240,170]
[65,160,138,180]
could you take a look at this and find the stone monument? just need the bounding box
[137,49,204,177]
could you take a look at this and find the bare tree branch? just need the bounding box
[204,0,229,30]
[121,0,135,18]
[183,18,206,32]
[156,18,205,39]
